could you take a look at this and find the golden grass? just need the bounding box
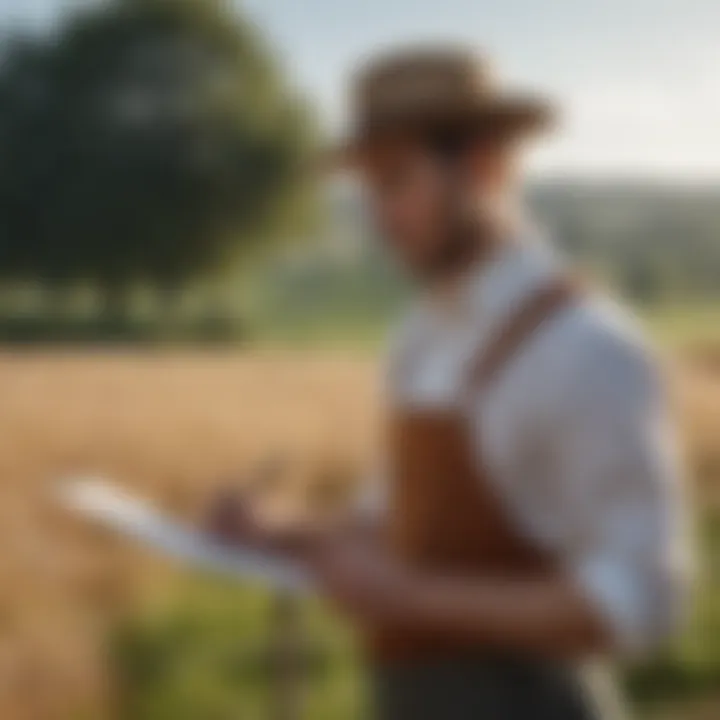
[0,350,380,719]
[0,348,716,719]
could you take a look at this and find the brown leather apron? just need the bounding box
[368,277,615,719]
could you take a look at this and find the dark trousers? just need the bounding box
[372,656,619,720]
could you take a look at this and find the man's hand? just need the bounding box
[204,455,289,547]
[311,537,420,627]
[203,486,331,561]
[204,488,263,546]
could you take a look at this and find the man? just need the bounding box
[210,45,690,719]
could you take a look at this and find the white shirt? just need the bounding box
[374,232,691,657]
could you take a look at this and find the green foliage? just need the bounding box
[113,583,271,719]
[109,517,720,719]
[530,181,720,303]
[624,512,720,713]
[0,0,316,297]
[111,580,363,720]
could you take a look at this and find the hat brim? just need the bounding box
[325,94,555,172]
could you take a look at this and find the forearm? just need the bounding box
[410,574,610,658]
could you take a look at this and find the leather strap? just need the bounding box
[468,275,580,392]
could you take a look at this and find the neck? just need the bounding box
[424,204,520,287]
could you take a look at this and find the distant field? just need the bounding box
[0,322,718,718]
[247,301,720,352]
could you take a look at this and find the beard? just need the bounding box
[420,193,515,283]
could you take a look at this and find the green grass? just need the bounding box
[641,304,720,348]
[0,289,717,352]
[247,309,392,351]
[246,301,720,352]
[624,513,720,716]
[111,580,364,720]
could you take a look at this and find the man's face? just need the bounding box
[358,139,454,275]
[357,136,513,276]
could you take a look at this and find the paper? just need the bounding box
[59,478,312,594]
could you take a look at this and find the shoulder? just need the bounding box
[549,292,651,361]
[528,292,664,418]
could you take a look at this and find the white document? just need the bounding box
[60,478,312,594]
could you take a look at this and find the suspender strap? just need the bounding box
[468,275,580,392]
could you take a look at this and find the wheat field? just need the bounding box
[0,348,717,719]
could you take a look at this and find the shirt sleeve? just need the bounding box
[547,321,692,656]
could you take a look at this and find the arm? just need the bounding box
[313,541,607,658]
[410,575,609,657]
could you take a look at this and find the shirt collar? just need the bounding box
[424,225,562,329]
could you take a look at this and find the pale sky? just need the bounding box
[3,0,720,180]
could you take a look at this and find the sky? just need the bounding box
[2,0,720,180]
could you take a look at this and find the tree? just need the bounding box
[0,0,316,313]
